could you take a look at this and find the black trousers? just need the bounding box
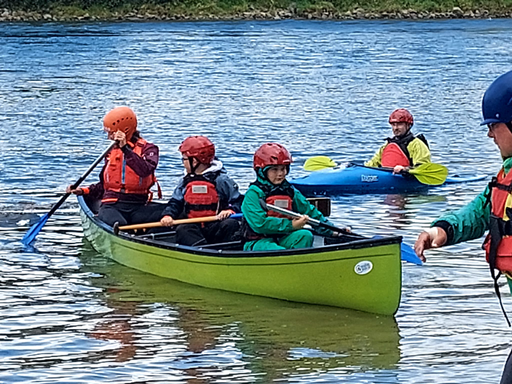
[176,218,240,246]
[98,202,164,227]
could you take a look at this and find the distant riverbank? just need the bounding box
[1,0,511,22]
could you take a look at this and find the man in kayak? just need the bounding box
[414,70,512,384]
[242,142,337,250]
[67,107,162,227]
[160,135,243,246]
[365,108,431,174]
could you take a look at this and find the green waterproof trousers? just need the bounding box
[244,229,313,251]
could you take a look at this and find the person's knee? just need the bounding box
[221,218,240,231]
[296,229,313,241]
[98,206,126,227]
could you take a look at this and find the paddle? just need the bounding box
[116,213,243,233]
[21,141,117,246]
[303,156,448,186]
[260,200,423,265]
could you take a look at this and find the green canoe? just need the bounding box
[78,196,402,316]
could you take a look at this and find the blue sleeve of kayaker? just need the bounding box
[242,187,295,235]
[432,187,490,245]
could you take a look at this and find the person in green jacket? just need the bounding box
[413,70,512,384]
[242,142,337,251]
[365,108,431,174]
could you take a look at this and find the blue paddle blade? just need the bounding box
[372,235,422,265]
[400,242,423,265]
[21,213,49,246]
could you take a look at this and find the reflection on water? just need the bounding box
[0,18,511,383]
[80,245,400,382]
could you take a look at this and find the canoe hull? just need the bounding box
[79,197,402,316]
[291,163,487,195]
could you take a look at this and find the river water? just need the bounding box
[1,19,511,383]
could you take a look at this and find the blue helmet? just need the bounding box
[481,70,512,125]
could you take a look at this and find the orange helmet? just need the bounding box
[389,108,414,126]
[103,107,137,140]
[179,136,215,164]
[253,143,293,170]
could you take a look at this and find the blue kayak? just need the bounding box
[290,163,487,196]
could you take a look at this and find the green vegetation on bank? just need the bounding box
[1,0,512,20]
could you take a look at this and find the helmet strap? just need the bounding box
[506,122,512,133]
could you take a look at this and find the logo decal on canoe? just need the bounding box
[361,175,378,183]
[354,261,373,275]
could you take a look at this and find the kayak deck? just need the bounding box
[291,163,487,196]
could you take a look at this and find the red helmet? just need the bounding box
[389,108,414,126]
[103,107,137,140]
[253,143,293,170]
[179,136,215,164]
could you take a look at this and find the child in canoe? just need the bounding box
[160,136,243,246]
[242,142,338,251]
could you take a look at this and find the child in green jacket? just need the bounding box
[242,142,336,251]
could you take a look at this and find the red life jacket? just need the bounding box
[183,175,220,218]
[266,195,293,218]
[103,138,157,201]
[481,168,512,326]
[381,142,411,168]
[483,168,512,272]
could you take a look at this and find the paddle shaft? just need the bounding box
[21,141,116,245]
[50,141,117,217]
[261,201,356,236]
[118,213,243,231]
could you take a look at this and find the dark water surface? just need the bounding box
[1,19,512,383]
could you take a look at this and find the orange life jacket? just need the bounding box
[381,142,411,168]
[183,175,220,218]
[483,168,512,272]
[103,138,157,199]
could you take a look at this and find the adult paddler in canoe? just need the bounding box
[21,125,421,315]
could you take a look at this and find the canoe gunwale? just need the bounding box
[78,196,402,258]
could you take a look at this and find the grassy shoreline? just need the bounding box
[1,0,512,21]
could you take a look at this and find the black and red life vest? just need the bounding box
[183,174,220,218]
[102,138,158,202]
[482,167,512,326]
[381,133,429,168]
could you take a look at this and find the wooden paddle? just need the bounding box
[117,213,243,232]
[260,200,423,265]
[303,156,448,186]
[21,141,117,246]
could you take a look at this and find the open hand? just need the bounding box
[414,227,448,262]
